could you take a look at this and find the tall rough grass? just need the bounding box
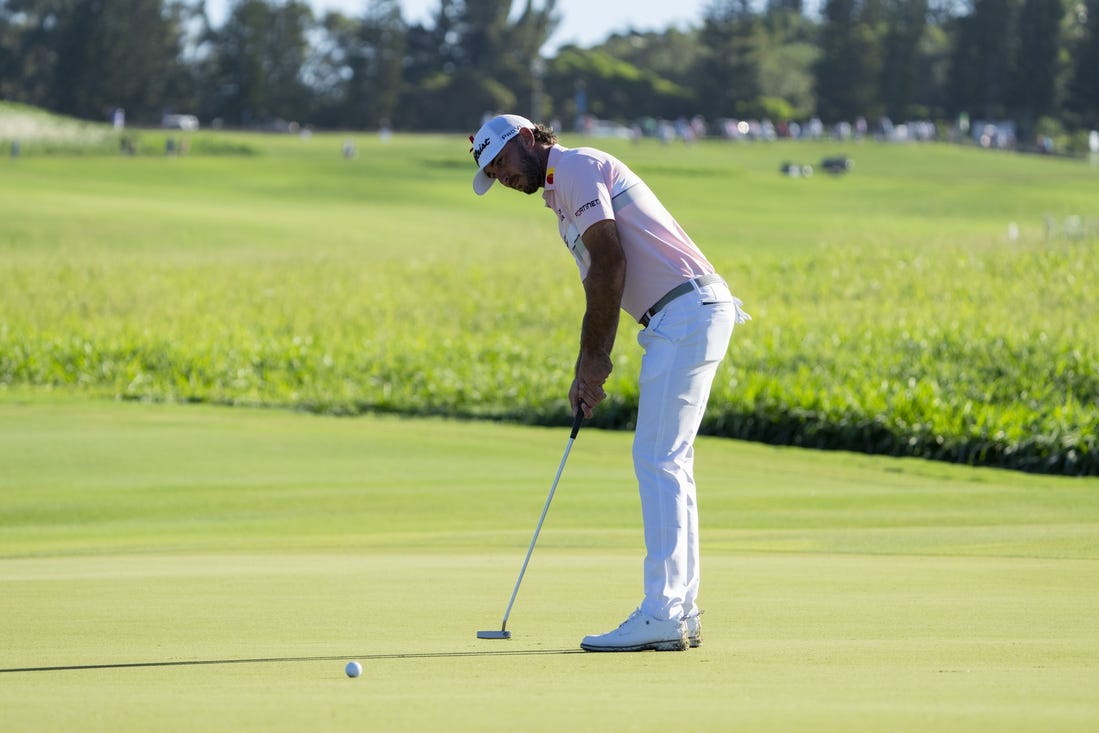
[703,241,1097,475]
[0,102,118,153]
[1,132,1096,474]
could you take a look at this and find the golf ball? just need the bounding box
[345,661,362,678]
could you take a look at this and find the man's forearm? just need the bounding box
[571,219,627,414]
[578,262,624,369]
[577,219,626,367]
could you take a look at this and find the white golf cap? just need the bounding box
[470,114,535,195]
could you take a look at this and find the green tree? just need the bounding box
[306,11,359,125]
[814,0,885,122]
[593,29,705,93]
[946,0,1017,120]
[909,16,952,119]
[358,0,405,128]
[318,0,406,129]
[208,0,313,126]
[879,0,928,120]
[1008,0,1063,142]
[695,0,764,119]
[46,0,190,122]
[542,46,693,124]
[0,0,73,108]
[403,0,559,130]
[759,2,818,119]
[766,0,803,12]
[1066,0,1099,128]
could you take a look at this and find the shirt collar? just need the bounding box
[542,144,566,208]
[544,144,566,190]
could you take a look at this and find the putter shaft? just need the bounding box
[486,408,584,637]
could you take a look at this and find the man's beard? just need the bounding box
[516,146,543,194]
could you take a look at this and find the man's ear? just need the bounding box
[519,126,536,148]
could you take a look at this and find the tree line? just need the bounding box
[2,0,1097,145]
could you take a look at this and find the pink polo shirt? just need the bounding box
[541,144,716,322]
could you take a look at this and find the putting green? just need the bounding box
[1,398,1097,731]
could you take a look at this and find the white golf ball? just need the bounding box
[345,661,362,678]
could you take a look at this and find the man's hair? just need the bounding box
[532,123,558,145]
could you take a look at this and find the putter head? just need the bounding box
[476,629,511,640]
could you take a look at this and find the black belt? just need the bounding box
[639,274,725,327]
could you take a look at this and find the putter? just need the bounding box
[477,406,585,640]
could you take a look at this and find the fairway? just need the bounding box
[2,399,1097,732]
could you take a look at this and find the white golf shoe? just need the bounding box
[684,612,703,648]
[580,609,689,652]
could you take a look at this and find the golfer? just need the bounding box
[469,114,749,652]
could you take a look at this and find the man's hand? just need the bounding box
[571,219,626,419]
[570,355,611,418]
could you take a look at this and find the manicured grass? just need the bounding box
[1,398,1097,731]
[3,114,1096,729]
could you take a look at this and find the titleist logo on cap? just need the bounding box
[472,136,492,164]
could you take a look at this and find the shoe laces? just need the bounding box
[619,608,645,628]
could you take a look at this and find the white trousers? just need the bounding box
[634,279,745,621]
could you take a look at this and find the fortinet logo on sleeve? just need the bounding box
[575,199,599,217]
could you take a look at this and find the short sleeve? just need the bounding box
[556,155,615,238]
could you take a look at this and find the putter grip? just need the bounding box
[570,406,584,439]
